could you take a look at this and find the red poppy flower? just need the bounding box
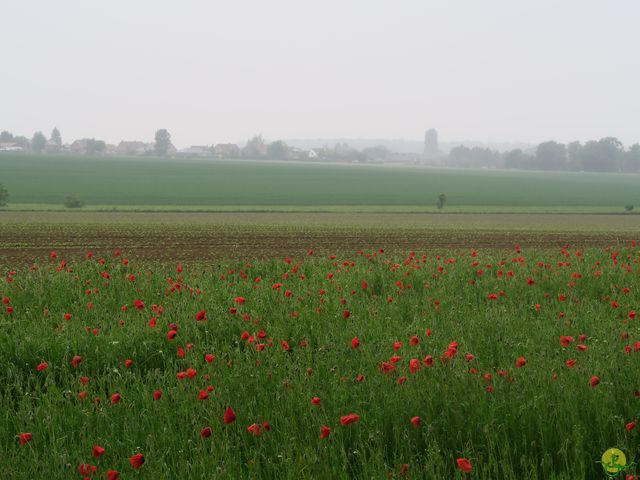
[205,354,215,363]
[107,470,120,480]
[411,416,421,428]
[199,389,209,401]
[626,421,636,432]
[71,355,82,367]
[456,458,473,473]
[124,359,133,369]
[93,445,105,458]
[559,336,574,347]
[234,297,245,305]
[201,426,212,438]
[410,335,419,346]
[409,358,420,374]
[566,359,577,368]
[195,310,207,321]
[311,396,321,406]
[224,407,236,424]
[340,413,360,426]
[516,356,527,368]
[129,453,145,469]
[280,340,290,351]
[110,393,121,404]
[320,425,331,439]
[351,337,360,349]
[36,362,48,371]
[153,389,162,400]
[134,299,145,310]
[343,309,351,319]
[422,355,434,367]
[167,330,178,341]
[590,375,600,387]
[247,423,262,436]
[18,432,32,446]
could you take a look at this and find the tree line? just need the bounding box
[447,137,640,173]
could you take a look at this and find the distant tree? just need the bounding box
[448,145,500,168]
[242,135,266,158]
[85,138,106,155]
[362,145,391,162]
[155,129,172,156]
[503,149,533,170]
[623,144,640,173]
[267,140,290,159]
[436,193,447,210]
[579,137,624,172]
[624,205,634,212]
[51,127,62,147]
[32,131,47,153]
[566,141,583,171]
[0,131,14,142]
[0,184,8,207]
[535,141,566,170]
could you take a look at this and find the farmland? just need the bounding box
[1,154,640,211]
[1,241,640,479]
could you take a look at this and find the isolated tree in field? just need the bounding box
[32,131,47,153]
[267,140,290,159]
[0,184,8,207]
[0,131,14,142]
[50,127,62,147]
[155,129,172,156]
[436,193,447,210]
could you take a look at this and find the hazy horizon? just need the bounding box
[2,1,639,148]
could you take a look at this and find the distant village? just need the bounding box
[0,128,438,165]
[2,127,639,173]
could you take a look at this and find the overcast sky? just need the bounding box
[2,1,639,148]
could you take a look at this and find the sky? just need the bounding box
[2,1,639,148]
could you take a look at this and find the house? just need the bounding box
[176,146,212,157]
[69,139,88,154]
[0,142,23,152]
[117,141,148,155]
[45,140,61,154]
[214,143,241,158]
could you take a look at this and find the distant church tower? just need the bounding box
[423,128,439,157]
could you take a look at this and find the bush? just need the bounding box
[64,195,85,208]
[624,205,634,212]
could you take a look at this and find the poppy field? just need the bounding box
[2,241,640,479]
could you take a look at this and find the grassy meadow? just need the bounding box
[1,154,640,211]
[2,244,640,478]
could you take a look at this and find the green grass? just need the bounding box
[1,246,640,478]
[1,153,640,210]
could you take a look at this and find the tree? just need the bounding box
[0,131,14,142]
[267,140,290,160]
[503,149,533,170]
[623,144,640,173]
[85,138,106,155]
[51,127,62,147]
[424,128,439,157]
[0,184,8,207]
[155,129,172,156]
[535,141,566,171]
[436,193,447,210]
[242,135,266,158]
[32,131,47,153]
